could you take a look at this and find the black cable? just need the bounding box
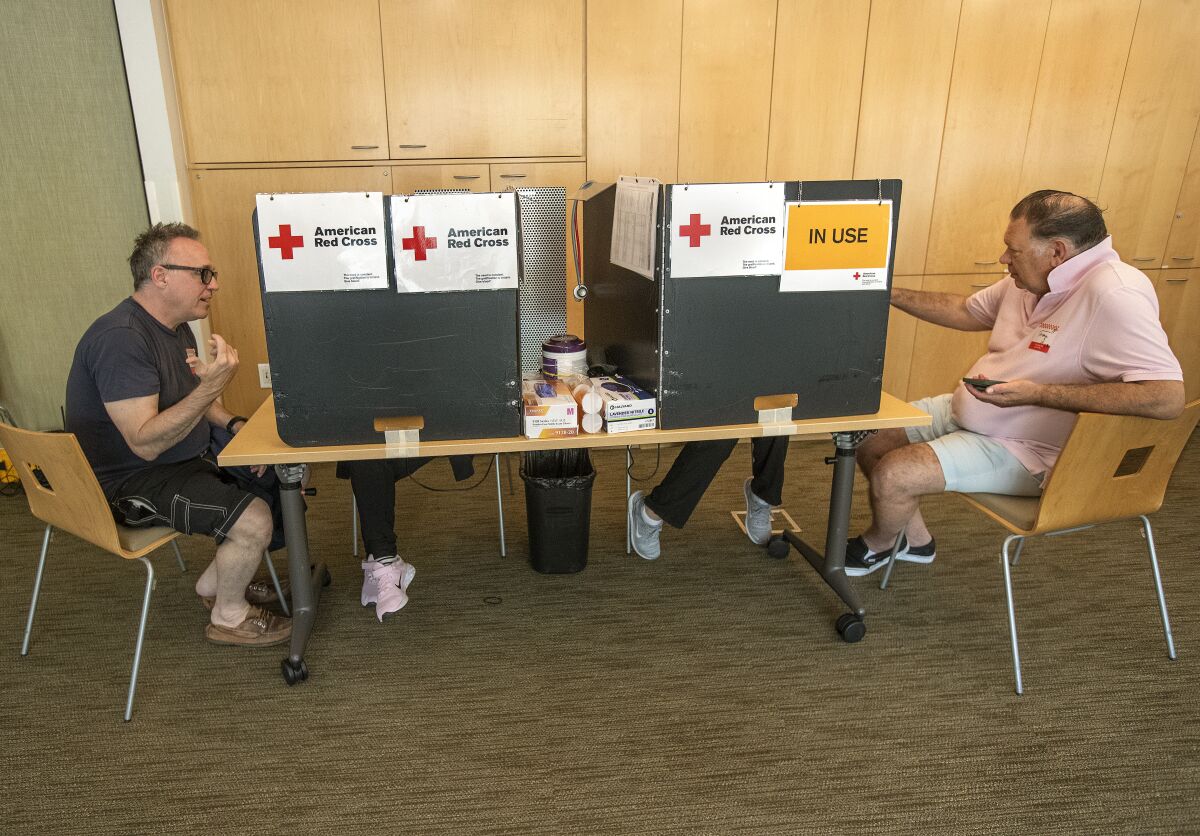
[407,453,497,493]
[626,445,661,482]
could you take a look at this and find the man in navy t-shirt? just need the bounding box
[66,223,290,647]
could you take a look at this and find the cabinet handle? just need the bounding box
[350,145,379,150]
[1170,255,1195,261]
[1132,257,1156,262]
[453,175,481,180]
[973,260,997,266]
[500,173,527,179]
[970,283,990,288]
[397,144,427,149]
[1165,277,1190,284]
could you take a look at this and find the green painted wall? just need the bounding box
[0,0,149,429]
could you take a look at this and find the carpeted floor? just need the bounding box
[1,435,1198,834]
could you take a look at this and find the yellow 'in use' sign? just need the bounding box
[784,202,891,271]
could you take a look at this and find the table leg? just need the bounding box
[781,431,868,627]
[276,464,327,684]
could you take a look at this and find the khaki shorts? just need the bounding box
[905,394,1043,496]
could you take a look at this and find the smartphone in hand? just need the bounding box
[962,377,1006,390]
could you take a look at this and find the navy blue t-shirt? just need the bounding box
[65,297,211,497]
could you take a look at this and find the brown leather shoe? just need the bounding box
[205,606,292,647]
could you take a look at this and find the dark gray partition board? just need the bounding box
[253,201,520,446]
[583,179,901,430]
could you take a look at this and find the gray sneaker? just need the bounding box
[743,478,772,545]
[628,490,662,560]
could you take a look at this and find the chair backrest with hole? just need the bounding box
[1029,399,1200,535]
[0,424,129,556]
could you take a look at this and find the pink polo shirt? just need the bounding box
[954,236,1181,475]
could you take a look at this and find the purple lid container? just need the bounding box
[542,334,586,354]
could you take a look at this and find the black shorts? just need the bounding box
[110,457,257,544]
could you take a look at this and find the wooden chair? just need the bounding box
[0,424,187,722]
[884,399,1200,694]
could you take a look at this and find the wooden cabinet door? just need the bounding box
[1017,0,1138,199]
[1152,269,1200,400]
[765,0,869,182]
[677,0,776,182]
[1096,0,1200,268]
[189,166,392,415]
[490,162,587,192]
[391,164,491,194]
[906,274,997,400]
[165,0,388,163]
[1163,123,1200,271]
[586,0,683,184]
[883,275,922,400]
[381,0,584,159]
[924,0,1051,274]
[853,0,960,277]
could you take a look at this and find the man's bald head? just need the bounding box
[1010,190,1107,254]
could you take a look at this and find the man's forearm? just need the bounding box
[890,287,989,331]
[1036,380,1185,419]
[126,385,222,459]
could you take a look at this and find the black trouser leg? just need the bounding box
[344,458,432,558]
[645,437,789,529]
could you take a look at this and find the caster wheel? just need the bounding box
[281,658,306,686]
[766,535,790,559]
[836,613,866,643]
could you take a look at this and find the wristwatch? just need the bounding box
[226,416,249,434]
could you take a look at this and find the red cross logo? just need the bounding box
[853,272,861,280]
[268,224,304,260]
[402,226,437,261]
[679,214,711,247]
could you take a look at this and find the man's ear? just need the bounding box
[1049,237,1073,266]
[149,264,168,288]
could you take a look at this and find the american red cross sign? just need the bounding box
[402,226,437,261]
[679,213,711,247]
[268,224,304,260]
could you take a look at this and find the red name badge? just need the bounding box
[1028,341,1050,353]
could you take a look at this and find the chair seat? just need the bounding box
[116,524,179,557]
[959,492,1040,533]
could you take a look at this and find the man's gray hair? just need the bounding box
[1010,190,1107,252]
[129,222,202,290]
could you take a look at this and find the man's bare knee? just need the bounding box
[871,444,947,501]
[858,428,911,473]
[225,498,273,550]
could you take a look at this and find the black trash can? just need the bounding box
[520,449,595,574]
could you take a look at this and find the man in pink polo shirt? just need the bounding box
[845,190,1184,576]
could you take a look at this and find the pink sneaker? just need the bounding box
[361,557,416,621]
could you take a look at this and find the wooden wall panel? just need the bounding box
[854,0,961,276]
[1098,0,1200,267]
[586,0,683,183]
[766,0,870,182]
[677,0,777,182]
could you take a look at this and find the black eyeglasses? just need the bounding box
[160,264,218,285]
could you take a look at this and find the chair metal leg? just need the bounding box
[495,453,507,557]
[261,550,290,617]
[124,556,155,722]
[1139,515,1176,660]
[1010,538,1025,567]
[879,526,908,590]
[20,524,53,656]
[1001,534,1024,695]
[351,494,359,557]
[171,540,186,573]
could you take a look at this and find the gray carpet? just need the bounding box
[1,436,1198,834]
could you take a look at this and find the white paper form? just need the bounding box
[390,192,520,293]
[610,175,661,280]
[256,192,389,292]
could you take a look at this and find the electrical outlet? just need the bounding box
[258,363,271,389]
